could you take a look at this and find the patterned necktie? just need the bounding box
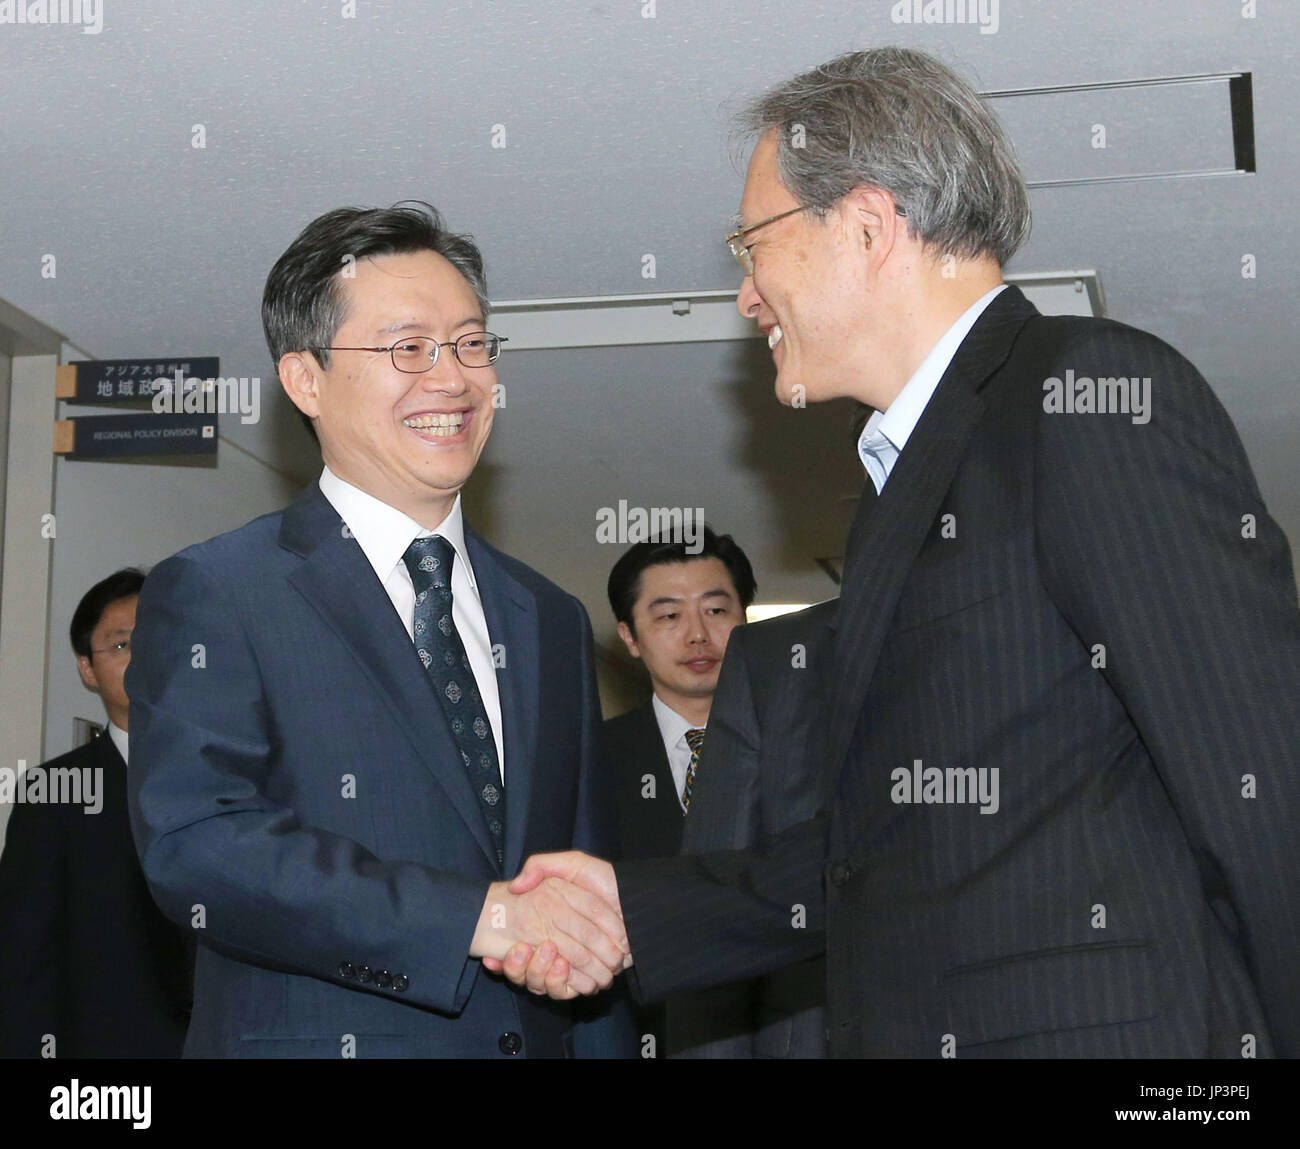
[401,535,505,869]
[681,727,706,813]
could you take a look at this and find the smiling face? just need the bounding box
[617,558,746,720]
[290,249,497,527]
[734,131,876,407]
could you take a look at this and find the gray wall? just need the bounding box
[41,439,301,764]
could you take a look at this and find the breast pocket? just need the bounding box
[886,560,1004,638]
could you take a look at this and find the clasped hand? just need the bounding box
[471,851,627,1000]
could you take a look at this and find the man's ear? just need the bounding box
[841,184,905,259]
[76,653,100,694]
[616,620,641,661]
[279,351,322,421]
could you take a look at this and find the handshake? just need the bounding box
[470,851,629,1000]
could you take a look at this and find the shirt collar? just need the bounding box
[318,465,476,590]
[651,692,700,748]
[858,283,1007,467]
[107,720,128,765]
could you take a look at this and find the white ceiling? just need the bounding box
[3,0,1297,660]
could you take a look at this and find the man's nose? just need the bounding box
[737,274,761,319]
[420,347,468,391]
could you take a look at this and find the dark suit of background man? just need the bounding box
[126,203,634,1058]
[600,527,752,1054]
[0,569,193,1058]
[505,48,1300,1058]
[667,598,835,1059]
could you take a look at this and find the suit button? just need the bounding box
[357,965,373,984]
[375,970,393,989]
[393,974,410,992]
[498,1031,523,1055]
[829,859,853,885]
[338,962,355,979]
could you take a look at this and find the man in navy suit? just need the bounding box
[126,202,633,1058]
[501,49,1300,1059]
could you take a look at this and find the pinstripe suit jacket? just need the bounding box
[616,286,1300,1058]
[667,601,834,1058]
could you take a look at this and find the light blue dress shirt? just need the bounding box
[857,284,1007,493]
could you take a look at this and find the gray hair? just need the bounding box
[738,47,1031,266]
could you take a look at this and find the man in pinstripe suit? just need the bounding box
[495,47,1300,1058]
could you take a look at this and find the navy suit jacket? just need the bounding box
[126,481,633,1058]
[616,287,1300,1058]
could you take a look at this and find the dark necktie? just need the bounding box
[682,727,706,813]
[401,535,505,869]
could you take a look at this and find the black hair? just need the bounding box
[70,568,145,658]
[607,526,757,634]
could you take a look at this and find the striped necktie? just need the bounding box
[681,727,706,813]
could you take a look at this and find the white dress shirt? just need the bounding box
[858,283,1007,493]
[107,720,128,765]
[651,693,701,812]
[318,466,505,778]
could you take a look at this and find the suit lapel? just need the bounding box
[640,705,681,833]
[95,729,124,771]
[826,289,1039,784]
[816,600,840,702]
[466,528,540,878]
[280,484,498,867]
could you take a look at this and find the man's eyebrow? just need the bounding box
[646,595,685,610]
[646,589,734,610]
[378,317,484,336]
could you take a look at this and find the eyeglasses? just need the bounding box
[317,332,508,373]
[90,640,131,657]
[725,206,810,276]
[725,203,909,275]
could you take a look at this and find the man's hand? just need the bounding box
[481,852,631,998]
[470,874,627,998]
[507,850,621,907]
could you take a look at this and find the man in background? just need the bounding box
[601,530,829,1057]
[0,569,193,1058]
[600,529,750,1055]
[602,527,754,861]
